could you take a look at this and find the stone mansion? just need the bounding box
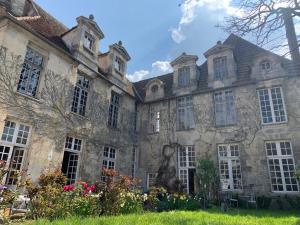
[0,0,299,196]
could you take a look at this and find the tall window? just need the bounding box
[258,87,287,124]
[101,147,116,182]
[177,96,194,130]
[131,148,137,178]
[0,121,30,185]
[265,141,298,192]
[178,66,190,87]
[218,144,242,191]
[178,146,195,193]
[108,91,120,128]
[61,136,82,185]
[17,48,44,97]
[133,102,138,132]
[213,56,228,80]
[114,56,125,74]
[147,173,157,189]
[71,74,90,116]
[149,107,160,133]
[214,90,236,126]
[83,33,94,50]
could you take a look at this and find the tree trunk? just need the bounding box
[283,9,300,63]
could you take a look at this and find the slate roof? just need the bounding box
[133,34,291,102]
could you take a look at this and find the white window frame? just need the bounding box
[177,96,194,130]
[213,56,228,80]
[114,56,125,74]
[214,90,236,126]
[178,66,190,87]
[149,107,160,133]
[257,87,288,125]
[218,144,243,191]
[101,146,117,182]
[83,33,94,51]
[178,146,195,193]
[63,136,82,185]
[0,120,31,185]
[147,173,157,189]
[71,74,90,117]
[265,140,299,193]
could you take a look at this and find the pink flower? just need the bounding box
[69,185,75,191]
[63,185,69,191]
[90,184,96,192]
[83,182,89,189]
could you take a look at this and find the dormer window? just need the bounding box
[214,56,228,80]
[84,33,94,50]
[178,66,190,87]
[114,56,125,74]
[261,60,271,72]
[151,85,158,93]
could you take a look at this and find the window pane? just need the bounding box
[214,57,228,80]
[1,121,16,143]
[271,87,286,123]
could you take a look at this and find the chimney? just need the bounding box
[11,0,26,16]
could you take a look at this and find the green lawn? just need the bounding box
[22,209,300,225]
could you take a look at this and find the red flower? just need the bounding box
[90,184,96,192]
[69,185,75,191]
[83,182,89,189]
[63,185,69,191]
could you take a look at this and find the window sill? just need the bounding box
[148,131,160,135]
[114,69,125,77]
[69,112,89,121]
[261,121,288,127]
[176,127,195,132]
[16,91,41,104]
[83,46,95,56]
[215,123,237,128]
[270,191,299,195]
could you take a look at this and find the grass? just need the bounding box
[21,210,300,225]
[21,209,300,225]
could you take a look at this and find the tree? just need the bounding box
[221,0,300,62]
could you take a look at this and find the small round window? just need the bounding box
[261,60,271,71]
[151,85,158,93]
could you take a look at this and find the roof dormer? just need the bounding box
[171,52,198,94]
[98,41,131,85]
[62,14,104,70]
[204,41,237,89]
[144,78,164,102]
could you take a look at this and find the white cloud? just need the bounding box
[127,61,172,82]
[126,70,149,82]
[170,0,238,43]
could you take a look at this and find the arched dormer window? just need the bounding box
[151,84,158,93]
[145,79,164,101]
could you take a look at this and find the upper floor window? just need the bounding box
[83,33,94,50]
[71,74,90,116]
[151,85,158,93]
[218,144,242,191]
[17,48,44,97]
[213,56,228,80]
[114,56,125,74]
[108,91,120,128]
[177,96,194,130]
[214,90,236,126]
[261,60,271,72]
[265,141,298,192]
[178,67,190,87]
[149,107,160,133]
[258,87,287,125]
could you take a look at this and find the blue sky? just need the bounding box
[35,0,235,81]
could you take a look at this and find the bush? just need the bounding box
[98,168,143,215]
[257,195,272,209]
[26,169,99,220]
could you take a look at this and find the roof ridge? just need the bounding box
[133,72,173,84]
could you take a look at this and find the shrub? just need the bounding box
[26,169,99,220]
[257,195,272,209]
[196,158,219,208]
[98,168,143,215]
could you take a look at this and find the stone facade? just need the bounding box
[0,1,299,197]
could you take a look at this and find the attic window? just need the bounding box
[261,60,271,72]
[114,56,125,74]
[84,33,94,50]
[151,85,158,93]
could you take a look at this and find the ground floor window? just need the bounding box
[61,136,82,185]
[218,144,242,191]
[131,147,137,178]
[101,146,116,182]
[178,146,196,194]
[266,141,299,192]
[6,147,25,185]
[147,173,157,189]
